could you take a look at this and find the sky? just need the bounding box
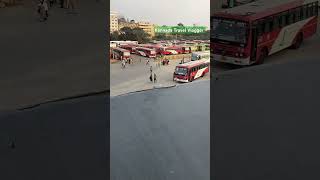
[110,0,210,28]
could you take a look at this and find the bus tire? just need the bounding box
[292,33,303,49]
[255,48,267,65]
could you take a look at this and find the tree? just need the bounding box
[132,27,151,43]
[110,31,120,41]
[177,23,184,26]
[119,27,135,41]
[117,27,151,43]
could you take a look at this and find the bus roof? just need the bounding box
[136,47,155,51]
[113,47,130,52]
[213,0,317,21]
[176,59,210,69]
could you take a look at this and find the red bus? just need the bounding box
[173,59,210,83]
[211,0,318,65]
[112,47,131,60]
[135,47,157,58]
[168,46,185,54]
[119,44,137,54]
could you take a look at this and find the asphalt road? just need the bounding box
[0,94,108,180]
[0,0,107,111]
[111,81,210,180]
[212,58,320,180]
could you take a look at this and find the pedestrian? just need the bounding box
[146,59,150,65]
[150,65,153,73]
[37,1,42,19]
[42,0,49,21]
[149,74,153,82]
[154,73,157,83]
[49,0,54,7]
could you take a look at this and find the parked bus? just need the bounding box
[119,44,137,54]
[211,0,318,65]
[173,59,210,83]
[159,47,177,55]
[191,51,210,61]
[135,47,157,58]
[112,47,131,60]
[181,46,192,53]
[110,41,138,46]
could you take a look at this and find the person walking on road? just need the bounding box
[146,59,150,65]
[149,74,153,82]
[154,73,157,83]
[42,0,49,21]
[38,0,49,22]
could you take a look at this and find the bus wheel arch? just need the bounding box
[256,47,268,65]
[292,32,304,49]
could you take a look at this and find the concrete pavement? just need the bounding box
[0,0,107,111]
[111,55,210,96]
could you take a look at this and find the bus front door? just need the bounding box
[250,25,258,63]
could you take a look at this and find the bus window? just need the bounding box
[175,67,188,75]
[302,5,307,19]
[288,11,294,24]
[258,21,265,35]
[295,8,301,22]
[281,13,287,27]
[273,15,280,29]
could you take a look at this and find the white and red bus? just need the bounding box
[173,59,210,83]
[135,47,157,58]
[112,47,131,60]
[119,44,137,54]
[158,47,175,55]
[211,0,318,65]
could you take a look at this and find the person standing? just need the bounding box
[154,73,157,83]
[43,0,49,21]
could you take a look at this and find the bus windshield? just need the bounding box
[212,18,248,44]
[175,67,188,75]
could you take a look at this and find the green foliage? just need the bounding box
[110,27,151,43]
[110,31,120,41]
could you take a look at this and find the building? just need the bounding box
[138,21,155,37]
[118,21,139,30]
[110,11,119,33]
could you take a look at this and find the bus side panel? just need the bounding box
[302,16,318,39]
